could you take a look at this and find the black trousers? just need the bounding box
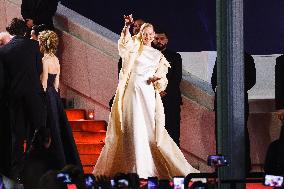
[9,91,46,172]
[163,96,181,147]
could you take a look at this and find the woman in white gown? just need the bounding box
[93,15,199,179]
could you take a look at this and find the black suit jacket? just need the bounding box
[0,57,11,176]
[211,52,256,115]
[0,36,43,98]
[275,55,284,110]
[161,49,182,102]
[21,0,59,28]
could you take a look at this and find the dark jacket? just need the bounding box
[161,49,182,102]
[0,36,43,98]
[275,55,284,110]
[211,52,256,115]
[0,57,11,177]
[0,37,46,176]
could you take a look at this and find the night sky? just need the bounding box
[61,0,284,54]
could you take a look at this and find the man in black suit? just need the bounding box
[270,54,284,174]
[21,0,59,30]
[0,18,46,179]
[275,54,284,118]
[0,43,11,178]
[152,30,183,147]
[211,52,256,173]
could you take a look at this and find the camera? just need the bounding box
[264,174,284,187]
[148,177,158,189]
[57,172,73,184]
[207,155,228,167]
[173,176,185,189]
[84,174,96,189]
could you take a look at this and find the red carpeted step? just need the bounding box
[246,183,272,189]
[65,109,86,120]
[73,131,106,143]
[76,142,105,154]
[80,154,100,166]
[83,166,94,174]
[70,120,107,132]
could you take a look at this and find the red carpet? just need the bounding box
[246,183,271,189]
[65,109,107,173]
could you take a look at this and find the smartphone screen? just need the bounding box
[207,155,228,167]
[0,175,3,189]
[140,178,148,188]
[148,177,158,189]
[57,172,73,183]
[110,179,115,187]
[173,176,185,189]
[264,175,284,187]
[117,179,129,187]
[84,174,96,188]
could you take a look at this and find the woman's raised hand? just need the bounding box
[124,14,134,27]
[147,76,161,85]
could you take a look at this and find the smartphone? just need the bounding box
[84,174,96,189]
[148,177,158,189]
[173,176,185,189]
[110,179,115,187]
[207,155,228,167]
[140,178,148,188]
[0,175,3,189]
[117,178,129,187]
[264,174,284,187]
[57,172,73,184]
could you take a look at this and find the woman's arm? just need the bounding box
[54,69,60,92]
[41,58,48,92]
[153,55,171,93]
[118,15,134,57]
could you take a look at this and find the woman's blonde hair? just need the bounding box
[38,30,58,54]
[136,23,154,41]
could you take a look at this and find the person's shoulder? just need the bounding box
[276,54,284,62]
[152,47,163,55]
[27,38,39,47]
[164,49,181,58]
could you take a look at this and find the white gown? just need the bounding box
[93,29,199,179]
[93,43,199,179]
[122,46,166,177]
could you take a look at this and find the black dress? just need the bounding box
[46,74,82,170]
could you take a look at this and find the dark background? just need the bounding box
[60,0,284,54]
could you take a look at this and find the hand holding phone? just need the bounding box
[57,172,73,184]
[148,177,158,189]
[264,174,284,187]
[173,176,185,189]
[84,174,96,188]
[207,155,228,167]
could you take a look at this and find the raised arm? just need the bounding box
[118,15,134,57]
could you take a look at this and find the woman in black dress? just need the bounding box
[38,30,82,170]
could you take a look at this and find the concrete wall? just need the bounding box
[0,0,281,172]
